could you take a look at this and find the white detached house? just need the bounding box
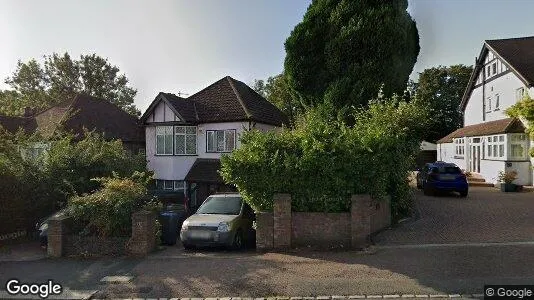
[140,76,288,211]
[437,36,534,185]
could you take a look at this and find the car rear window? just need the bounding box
[433,166,461,174]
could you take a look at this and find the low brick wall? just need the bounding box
[291,212,351,248]
[63,235,129,257]
[48,211,156,258]
[256,194,391,251]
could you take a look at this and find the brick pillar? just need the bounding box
[256,212,274,251]
[47,216,71,258]
[128,211,156,256]
[351,194,372,249]
[273,194,291,249]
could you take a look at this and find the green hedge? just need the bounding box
[221,99,427,221]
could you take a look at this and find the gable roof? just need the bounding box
[142,76,289,127]
[0,94,144,143]
[436,118,525,143]
[461,36,534,111]
[0,115,36,134]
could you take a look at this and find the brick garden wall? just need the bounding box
[47,211,156,257]
[291,213,351,248]
[256,194,391,251]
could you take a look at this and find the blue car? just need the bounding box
[416,162,469,197]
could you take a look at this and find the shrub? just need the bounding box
[221,98,428,221]
[497,170,518,184]
[67,171,161,237]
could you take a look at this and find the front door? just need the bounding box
[471,144,481,173]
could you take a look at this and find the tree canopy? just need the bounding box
[0,53,139,116]
[412,65,473,142]
[253,73,303,125]
[284,0,420,109]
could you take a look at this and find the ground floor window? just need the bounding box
[509,133,528,160]
[156,179,186,191]
[454,138,465,156]
[486,134,505,159]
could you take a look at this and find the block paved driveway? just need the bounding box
[374,187,534,245]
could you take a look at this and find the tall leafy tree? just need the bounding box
[253,74,303,125]
[412,65,473,142]
[0,53,139,116]
[284,0,420,109]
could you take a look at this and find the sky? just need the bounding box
[1,0,534,113]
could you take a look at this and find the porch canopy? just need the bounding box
[185,158,224,184]
[437,118,525,143]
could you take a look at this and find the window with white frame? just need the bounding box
[486,96,492,112]
[516,87,525,101]
[510,133,528,159]
[174,126,197,155]
[156,126,173,155]
[156,179,186,191]
[206,129,236,152]
[454,138,465,156]
[494,94,500,110]
[486,134,505,159]
[492,62,497,75]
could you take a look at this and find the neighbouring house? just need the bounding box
[141,76,288,211]
[437,36,534,185]
[0,93,145,156]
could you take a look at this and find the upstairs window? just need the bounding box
[175,126,197,155]
[494,94,500,110]
[492,62,497,75]
[486,96,492,112]
[156,126,173,155]
[207,129,236,152]
[516,87,525,101]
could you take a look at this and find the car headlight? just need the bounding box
[181,221,189,231]
[217,222,230,232]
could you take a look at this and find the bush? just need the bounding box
[221,98,428,221]
[67,171,161,237]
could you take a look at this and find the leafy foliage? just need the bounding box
[411,65,473,142]
[68,172,161,237]
[42,130,147,207]
[284,0,420,110]
[253,73,304,126]
[506,94,534,157]
[221,97,428,221]
[0,52,139,116]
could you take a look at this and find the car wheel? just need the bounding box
[182,243,194,250]
[459,190,468,197]
[232,230,244,250]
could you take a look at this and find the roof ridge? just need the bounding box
[226,76,252,119]
[486,35,534,42]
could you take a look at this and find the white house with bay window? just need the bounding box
[437,36,534,185]
[141,76,288,210]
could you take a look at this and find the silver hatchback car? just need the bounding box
[180,193,255,250]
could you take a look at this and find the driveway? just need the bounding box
[374,187,534,245]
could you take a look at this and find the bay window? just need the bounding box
[207,129,236,152]
[510,134,528,159]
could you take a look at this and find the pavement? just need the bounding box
[0,187,533,299]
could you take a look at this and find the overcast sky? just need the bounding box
[1,0,534,112]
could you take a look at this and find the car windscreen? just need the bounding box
[195,196,242,215]
[435,166,461,174]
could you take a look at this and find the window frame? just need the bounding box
[206,129,237,153]
[486,96,492,112]
[494,94,500,111]
[485,134,505,159]
[454,138,465,157]
[174,126,197,156]
[509,133,528,160]
[155,126,174,156]
[516,87,525,101]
